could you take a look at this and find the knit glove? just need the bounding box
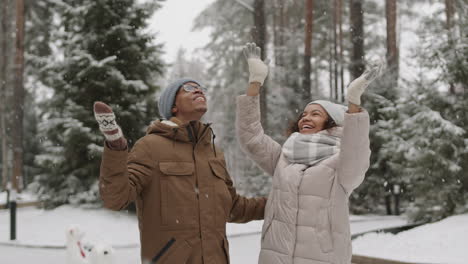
[346,62,384,105]
[243,42,269,85]
[93,102,127,150]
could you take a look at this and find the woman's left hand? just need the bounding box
[346,61,384,105]
[243,42,269,86]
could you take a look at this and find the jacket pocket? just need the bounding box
[317,207,333,253]
[159,161,197,226]
[208,159,233,226]
[151,238,192,264]
[208,159,228,181]
[159,161,194,176]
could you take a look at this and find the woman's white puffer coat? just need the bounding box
[236,95,371,264]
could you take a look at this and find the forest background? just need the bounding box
[0,0,467,224]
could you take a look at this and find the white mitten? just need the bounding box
[346,61,384,105]
[243,42,269,85]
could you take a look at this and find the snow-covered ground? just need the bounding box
[0,191,37,204]
[2,192,467,263]
[353,213,468,264]
[0,204,407,264]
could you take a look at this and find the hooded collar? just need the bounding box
[146,117,213,145]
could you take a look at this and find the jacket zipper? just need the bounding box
[187,123,204,262]
[151,238,176,263]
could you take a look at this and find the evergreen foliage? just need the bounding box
[23,0,55,188]
[377,84,465,222]
[31,0,164,208]
[352,1,468,219]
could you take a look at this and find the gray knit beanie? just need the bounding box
[308,100,347,126]
[158,78,201,119]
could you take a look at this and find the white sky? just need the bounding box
[148,0,215,63]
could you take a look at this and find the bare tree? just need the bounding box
[252,0,268,130]
[383,0,399,214]
[273,0,286,67]
[328,1,334,99]
[330,0,345,101]
[445,0,456,94]
[349,0,364,80]
[385,0,399,89]
[1,0,13,191]
[333,0,338,101]
[445,0,455,32]
[338,0,344,102]
[12,0,25,192]
[302,0,314,101]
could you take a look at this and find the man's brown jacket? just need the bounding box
[99,118,266,264]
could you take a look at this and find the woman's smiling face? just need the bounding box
[297,104,329,134]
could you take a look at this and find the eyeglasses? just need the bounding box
[181,84,207,93]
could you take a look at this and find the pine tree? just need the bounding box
[415,0,468,212]
[376,83,465,222]
[351,0,403,215]
[32,0,164,208]
[18,0,55,189]
[0,0,15,190]
[352,1,468,217]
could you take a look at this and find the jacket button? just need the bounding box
[205,194,209,198]
[175,219,180,224]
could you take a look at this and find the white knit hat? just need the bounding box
[307,100,347,126]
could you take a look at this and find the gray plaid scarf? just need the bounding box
[282,130,341,166]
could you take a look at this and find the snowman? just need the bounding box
[88,243,115,264]
[66,225,88,264]
[66,225,116,264]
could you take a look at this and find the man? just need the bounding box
[93,78,266,264]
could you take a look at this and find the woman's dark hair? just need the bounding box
[286,112,337,137]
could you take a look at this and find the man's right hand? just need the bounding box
[93,102,127,150]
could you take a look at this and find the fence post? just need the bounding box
[393,184,400,215]
[6,181,11,209]
[10,188,17,240]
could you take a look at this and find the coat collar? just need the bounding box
[146,117,212,144]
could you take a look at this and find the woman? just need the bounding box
[236,43,381,264]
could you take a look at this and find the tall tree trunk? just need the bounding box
[273,0,285,67]
[12,0,25,192]
[385,192,393,215]
[302,0,314,102]
[252,0,268,130]
[445,0,455,32]
[338,0,344,102]
[385,0,399,90]
[333,0,339,101]
[350,0,364,80]
[1,0,12,191]
[328,1,334,99]
[445,0,455,94]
